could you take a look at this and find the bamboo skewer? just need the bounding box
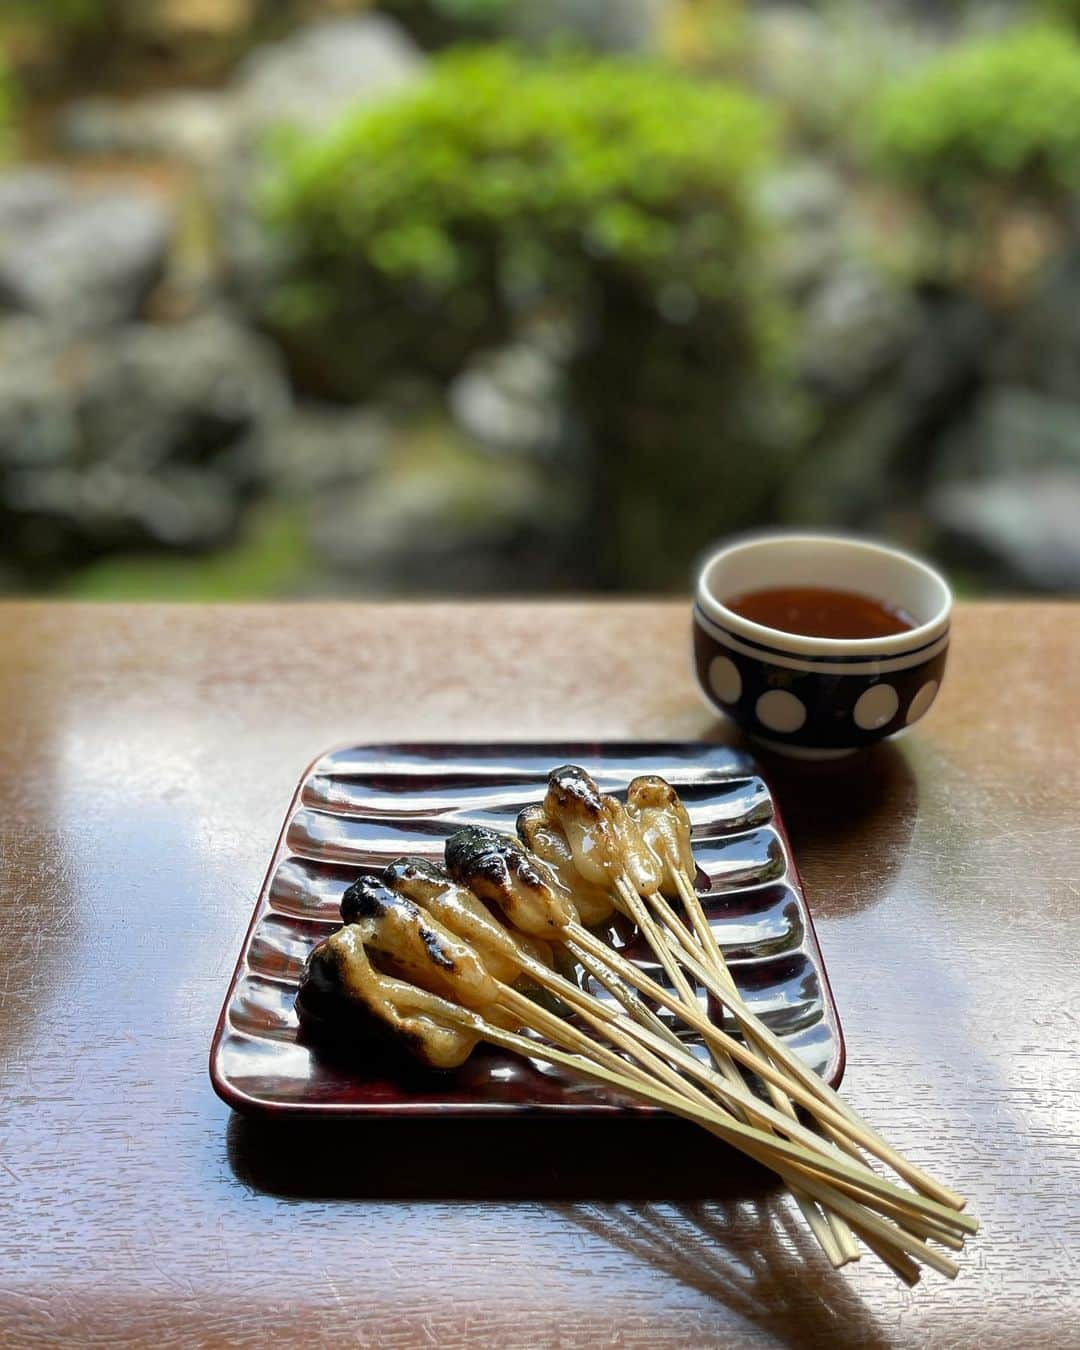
[474,933,972,1249]
[658,862,967,1212]
[649,864,859,1265]
[525,965,975,1241]
[567,922,976,1233]
[625,836,971,1265]
[644,925,968,1214]
[432,995,960,1279]
[609,872,853,1267]
[327,784,978,1283]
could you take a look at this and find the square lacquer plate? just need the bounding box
[210,742,845,1117]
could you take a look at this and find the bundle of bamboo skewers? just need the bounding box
[298,764,977,1284]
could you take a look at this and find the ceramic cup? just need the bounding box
[692,533,952,758]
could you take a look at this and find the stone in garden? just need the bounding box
[798,264,919,402]
[508,0,664,52]
[231,14,425,145]
[448,335,570,457]
[993,254,1080,400]
[758,161,851,297]
[0,317,83,472]
[936,385,1080,483]
[0,170,172,330]
[78,314,289,486]
[0,169,73,234]
[311,413,566,593]
[267,404,394,495]
[780,292,991,525]
[931,471,1080,591]
[58,91,236,168]
[4,464,239,554]
[0,314,289,568]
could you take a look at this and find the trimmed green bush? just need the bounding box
[872,25,1080,200]
[263,45,778,390]
[0,57,16,163]
[262,46,789,585]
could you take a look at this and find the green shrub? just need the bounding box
[0,57,16,162]
[871,25,1080,200]
[263,45,778,392]
[263,46,789,584]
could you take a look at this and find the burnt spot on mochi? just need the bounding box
[418,922,456,972]
[340,874,399,924]
[545,765,604,818]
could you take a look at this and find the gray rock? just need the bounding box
[932,471,1080,590]
[798,265,920,402]
[267,403,393,494]
[0,169,74,235]
[311,413,564,592]
[748,5,941,140]
[0,318,83,470]
[231,15,424,145]
[937,386,1080,483]
[58,91,236,168]
[781,293,991,525]
[0,171,172,330]
[4,464,237,552]
[0,314,289,565]
[758,162,851,297]
[448,336,568,457]
[508,0,665,52]
[80,314,289,483]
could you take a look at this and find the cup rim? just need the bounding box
[695,532,952,657]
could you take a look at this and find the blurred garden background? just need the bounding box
[1,0,1079,598]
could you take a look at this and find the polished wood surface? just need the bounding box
[0,601,1076,1348]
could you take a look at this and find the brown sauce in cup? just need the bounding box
[724,586,918,639]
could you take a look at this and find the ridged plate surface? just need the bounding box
[210,742,845,1116]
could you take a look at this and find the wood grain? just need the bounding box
[0,600,1077,1348]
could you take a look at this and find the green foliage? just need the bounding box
[263,46,778,393]
[271,45,773,299]
[871,25,1080,200]
[6,0,113,30]
[63,505,316,602]
[0,55,15,162]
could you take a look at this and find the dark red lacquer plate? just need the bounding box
[210,742,845,1117]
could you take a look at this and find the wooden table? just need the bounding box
[0,602,1076,1348]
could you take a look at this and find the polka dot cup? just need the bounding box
[693,534,952,759]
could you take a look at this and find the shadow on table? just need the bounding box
[564,1199,892,1349]
[227,1111,780,1202]
[227,1113,888,1347]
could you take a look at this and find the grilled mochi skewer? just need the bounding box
[444,822,676,1050]
[440,825,979,1277]
[541,766,971,1229]
[315,873,798,1140]
[514,806,687,1052]
[538,768,856,1267]
[384,855,721,1101]
[627,774,864,1263]
[334,874,744,1113]
[301,860,974,1281]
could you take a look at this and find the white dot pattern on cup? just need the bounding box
[853,683,899,731]
[906,679,939,725]
[755,689,807,734]
[708,655,742,704]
